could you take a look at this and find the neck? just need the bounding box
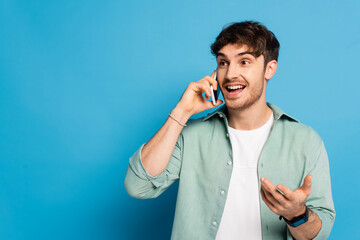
[226,99,273,131]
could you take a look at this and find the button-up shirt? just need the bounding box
[124,102,335,240]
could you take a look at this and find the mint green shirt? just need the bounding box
[124,102,335,240]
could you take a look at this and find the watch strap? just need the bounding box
[279,206,309,228]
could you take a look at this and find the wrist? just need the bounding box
[280,206,309,228]
[286,205,307,221]
[171,106,192,125]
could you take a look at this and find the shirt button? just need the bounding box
[219,115,223,118]
[212,221,218,226]
[227,161,232,166]
[220,190,225,195]
[226,133,229,137]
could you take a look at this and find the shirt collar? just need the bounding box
[202,102,300,123]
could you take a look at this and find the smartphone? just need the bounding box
[210,70,220,106]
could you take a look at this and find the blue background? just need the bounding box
[1,0,359,239]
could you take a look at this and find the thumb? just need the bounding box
[203,99,222,110]
[300,174,312,195]
[210,99,223,109]
[202,99,223,112]
[215,100,223,106]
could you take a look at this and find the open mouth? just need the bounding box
[225,84,246,95]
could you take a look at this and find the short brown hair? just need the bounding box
[210,21,280,66]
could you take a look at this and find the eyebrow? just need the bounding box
[216,51,255,59]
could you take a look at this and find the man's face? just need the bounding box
[216,43,268,111]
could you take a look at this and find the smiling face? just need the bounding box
[216,43,276,112]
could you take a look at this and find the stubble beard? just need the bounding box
[225,78,265,112]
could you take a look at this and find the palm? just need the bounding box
[260,175,312,220]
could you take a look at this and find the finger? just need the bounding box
[193,84,209,100]
[262,178,282,196]
[197,81,212,99]
[299,175,312,196]
[206,73,218,91]
[261,187,274,207]
[276,184,295,201]
[261,184,283,208]
[261,177,288,206]
[261,188,278,213]
[203,77,218,92]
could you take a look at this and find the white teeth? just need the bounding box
[227,85,245,90]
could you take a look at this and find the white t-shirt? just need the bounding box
[215,112,274,240]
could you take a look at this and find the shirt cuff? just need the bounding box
[311,208,335,240]
[129,143,167,188]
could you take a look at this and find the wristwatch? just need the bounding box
[279,206,309,228]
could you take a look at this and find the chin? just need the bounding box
[224,97,260,111]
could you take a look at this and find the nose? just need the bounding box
[225,62,241,81]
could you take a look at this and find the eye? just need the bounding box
[219,61,227,66]
[241,60,250,65]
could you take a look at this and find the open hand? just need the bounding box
[260,175,312,220]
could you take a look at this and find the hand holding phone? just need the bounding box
[175,70,222,118]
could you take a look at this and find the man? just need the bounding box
[124,21,335,239]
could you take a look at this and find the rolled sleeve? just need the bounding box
[124,133,183,199]
[312,208,335,240]
[307,140,336,239]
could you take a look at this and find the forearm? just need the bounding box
[141,106,191,177]
[288,209,322,240]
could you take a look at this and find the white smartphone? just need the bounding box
[210,70,219,106]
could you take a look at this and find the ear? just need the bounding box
[264,60,277,80]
